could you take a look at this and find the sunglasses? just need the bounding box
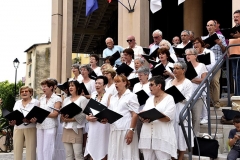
[126,39,134,42]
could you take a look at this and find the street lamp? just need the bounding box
[13,58,20,100]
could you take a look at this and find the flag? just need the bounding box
[86,0,98,16]
[108,0,112,3]
[150,0,162,14]
[178,0,185,5]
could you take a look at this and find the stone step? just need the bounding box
[200,124,223,134]
[210,107,231,116]
[208,115,222,124]
[184,154,210,160]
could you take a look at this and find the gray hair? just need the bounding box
[80,64,93,73]
[105,37,114,43]
[185,48,198,55]
[71,63,80,72]
[174,61,187,71]
[152,29,162,36]
[134,58,145,65]
[181,30,190,35]
[137,66,150,75]
[159,39,171,49]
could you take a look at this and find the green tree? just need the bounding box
[0,80,24,129]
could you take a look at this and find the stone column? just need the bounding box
[183,0,203,37]
[118,0,149,48]
[61,0,73,82]
[50,0,63,82]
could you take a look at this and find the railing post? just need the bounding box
[226,54,231,107]
[206,79,211,135]
[188,107,192,160]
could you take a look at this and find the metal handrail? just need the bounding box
[178,44,240,160]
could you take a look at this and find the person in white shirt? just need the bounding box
[139,75,177,160]
[159,39,178,63]
[123,48,135,79]
[185,48,208,136]
[61,80,88,160]
[176,30,193,61]
[36,79,62,160]
[90,54,102,76]
[149,29,162,54]
[9,86,39,160]
[84,76,110,160]
[126,35,144,59]
[102,74,140,160]
[102,68,118,96]
[69,64,83,83]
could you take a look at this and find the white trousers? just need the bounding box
[142,149,171,160]
[64,143,84,160]
[37,128,57,160]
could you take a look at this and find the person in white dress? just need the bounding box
[61,80,88,160]
[36,79,62,160]
[84,76,110,160]
[155,48,175,84]
[102,68,118,96]
[90,54,102,76]
[9,86,39,160]
[138,75,177,160]
[193,37,216,125]
[103,74,140,160]
[69,64,83,83]
[123,48,136,80]
[185,48,208,136]
[165,61,193,160]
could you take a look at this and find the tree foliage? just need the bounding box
[0,80,24,129]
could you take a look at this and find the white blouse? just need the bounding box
[93,66,102,76]
[69,74,83,83]
[132,82,152,112]
[155,62,174,83]
[62,96,88,131]
[105,83,117,96]
[108,89,139,131]
[13,98,39,129]
[36,93,62,130]
[192,63,208,92]
[138,95,177,159]
[84,79,96,95]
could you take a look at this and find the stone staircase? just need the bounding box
[184,98,240,160]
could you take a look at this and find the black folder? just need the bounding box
[173,42,193,59]
[89,71,98,80]
[50,102,82,118]
[220,25,240,39]
[80,83,90,95]
[111,51,120,62]
[57,81,69,91]
[143,47,150,55]
[142,54,159,67]
[135,90,149,106]
[4,109,24,126]
[165,85,186,104]
[202,33,219,49]
[197,53,211,65]
[151,63,169,79]
[83,98,123,124]
[25,106,50,123]
[185,62,198,80]
[116,63,133,77]
[129,77,140,88]
[138,108,166,122]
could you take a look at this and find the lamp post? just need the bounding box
[13,58,20,100]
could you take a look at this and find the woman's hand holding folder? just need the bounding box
[86,113,97,122]
[9,120,16,126]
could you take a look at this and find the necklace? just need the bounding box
[95,91,105,102]
[154,93,164,104]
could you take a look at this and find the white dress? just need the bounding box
[108,89,140,160]
[138,95,177,159]
[165,79,194,151]
[84,91,110,159]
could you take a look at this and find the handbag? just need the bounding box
[193,134,219,158]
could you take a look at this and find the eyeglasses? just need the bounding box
[206,24,214,27]
[126,39,134,42]
[153,36,159,39]
[20,90,29,93]
[173,67,182,70]
[149,83,156,87]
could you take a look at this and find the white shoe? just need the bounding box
[200,119,208,125]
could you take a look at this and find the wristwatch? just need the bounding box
[129,128,135,133]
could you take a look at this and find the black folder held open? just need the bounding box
[135,90,149,106]
[49,102,82,118]
[165,85,186,104]
[116,63,133,77]
[185,61,198,80]
[83,98,123,124]
[138,108,166,122]
[220,25,240,39]
[197,52,211,65]
[202,33,219,49]
[4,106,50,125]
